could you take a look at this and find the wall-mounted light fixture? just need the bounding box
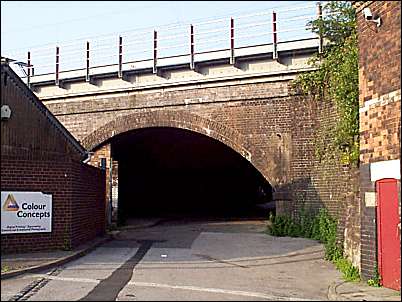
[363,7,381,27]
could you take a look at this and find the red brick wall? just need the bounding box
[1,63,84,162]
[1,158,106,253]
[358,1,401,164]
[282,91,361,267]
[70,161,106,247]
[356,1,401,280]
[357,1,401,108]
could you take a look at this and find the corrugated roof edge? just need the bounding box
[1,62,88,161]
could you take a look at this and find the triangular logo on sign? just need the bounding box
[2,194,19,211]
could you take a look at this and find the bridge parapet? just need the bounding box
[3,2,330,99]
[31,38,320,100]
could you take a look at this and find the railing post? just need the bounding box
[86,41,90,82]
[55,46,60,86]
[317,2,323,54]
[230,18,235,65]
[272,11,278,60]
[27,51,31,88]
[153,30,158,74]
[190,24,195,70]
[118,36,123,78]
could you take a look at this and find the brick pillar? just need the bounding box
[88,144,119,225]
[273,190,292,216]
[359,164,377,279]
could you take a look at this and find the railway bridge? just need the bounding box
[10,3,337,223]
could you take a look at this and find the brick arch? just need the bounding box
[82,110,278,188]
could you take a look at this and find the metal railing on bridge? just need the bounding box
[4,2,335,87]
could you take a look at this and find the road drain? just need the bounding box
[8,268,63,301]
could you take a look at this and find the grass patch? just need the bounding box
[267,208,360,282]
[1,265,10,273]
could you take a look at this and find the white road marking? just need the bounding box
[128,281,318,301]
[140,248,323,265]
[24,274,99,284]
[24,274,319,301]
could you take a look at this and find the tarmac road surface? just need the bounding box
[1,218,343,301]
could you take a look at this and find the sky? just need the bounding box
[1,1,316,75]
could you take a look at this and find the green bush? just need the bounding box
[268,213,291,236]
[292,1,359,166]
[335,258,360,282]
[267,208,359,282]
[268,213,305,237]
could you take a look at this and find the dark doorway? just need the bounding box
[111,127,273,224]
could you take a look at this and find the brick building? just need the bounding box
[354,1,401,289]
[1,61,106,253]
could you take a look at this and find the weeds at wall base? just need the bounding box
[367,265,382,287]
[267,208,360,282]
[1,265,10,273]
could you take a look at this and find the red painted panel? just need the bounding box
[376,178,401,291]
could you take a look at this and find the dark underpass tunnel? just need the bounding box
[111,127,273,224]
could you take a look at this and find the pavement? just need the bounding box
[0,218,160,280]
[328,280,401,301]
[1,233,114,280]
[1,218,401,301]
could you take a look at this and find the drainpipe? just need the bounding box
[108,156,113,226]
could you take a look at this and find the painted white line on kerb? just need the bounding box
[128,281,318,301]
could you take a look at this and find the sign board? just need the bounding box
[1,191,52,234]
[365,192,376,207]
